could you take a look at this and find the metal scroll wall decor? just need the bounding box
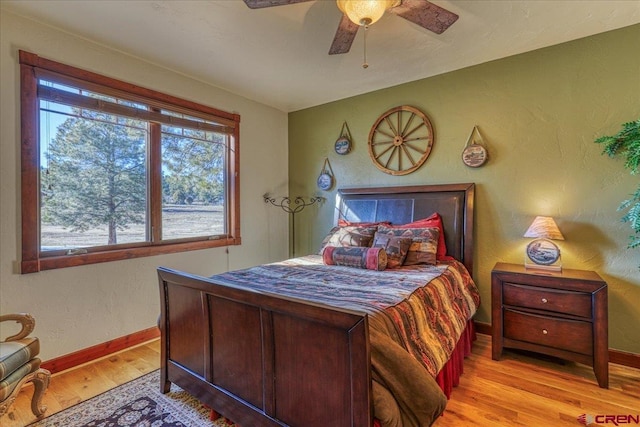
[263,194,324,257]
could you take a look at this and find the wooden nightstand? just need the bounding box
[491,262,608,388]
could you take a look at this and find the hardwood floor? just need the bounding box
[3,334,639,427]
[434,336,640,427]
[2,339,161,427]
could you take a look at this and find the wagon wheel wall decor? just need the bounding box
[368,105,434,176]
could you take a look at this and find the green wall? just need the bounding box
[289,24,640,354]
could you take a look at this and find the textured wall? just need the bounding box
[0,11,289,361]
[289,25,640,353]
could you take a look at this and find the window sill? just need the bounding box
[21,236,241,273]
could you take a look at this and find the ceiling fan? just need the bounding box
[243,0,458,55]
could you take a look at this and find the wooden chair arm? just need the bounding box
[0,313,36,341]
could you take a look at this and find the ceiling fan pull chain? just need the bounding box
[362,24,369,69]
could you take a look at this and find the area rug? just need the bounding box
[27,370,234,427]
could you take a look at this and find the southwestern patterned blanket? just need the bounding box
[212,255,480,427]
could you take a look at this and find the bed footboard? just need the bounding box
[158,267,372,427]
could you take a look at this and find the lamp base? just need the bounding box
[525,238,562,272]
[524,258,562,272]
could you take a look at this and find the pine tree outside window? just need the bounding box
[20,51,241,273]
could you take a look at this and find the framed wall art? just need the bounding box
[462,125,488,168]
[334,122,352,155]
[317,158,335,191]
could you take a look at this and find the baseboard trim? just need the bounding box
[473,320,640,370]
[474,320,492,336]
[609,349,640,369]
[41,327,160,374]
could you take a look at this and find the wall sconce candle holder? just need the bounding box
[263,194,324,257]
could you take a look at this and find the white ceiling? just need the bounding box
[2,0,639,112]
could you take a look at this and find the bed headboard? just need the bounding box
[335,183,475,276]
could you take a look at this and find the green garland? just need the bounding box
[595,119,640,250]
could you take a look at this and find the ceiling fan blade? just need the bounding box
[390,0,458,34]
[243,0,313,9]
[329,15,360,55]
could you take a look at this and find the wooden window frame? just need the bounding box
[19,50,241,273]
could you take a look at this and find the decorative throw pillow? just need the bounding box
[318,226,340,254]
[322,246,387,271]
[318,225,378,254]
[371,233,412,269]
[396,213,447,261]
[377,226,440,266]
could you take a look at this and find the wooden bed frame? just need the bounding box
[157,183,475,427]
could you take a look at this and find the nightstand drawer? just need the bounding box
[503,283,591,318]
[503,309,593,355]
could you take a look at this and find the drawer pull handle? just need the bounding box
[541,298,548,303]
[542,329,548,335]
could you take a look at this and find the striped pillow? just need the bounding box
[322,246,387,271]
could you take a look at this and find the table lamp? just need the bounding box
[524,216,564,271]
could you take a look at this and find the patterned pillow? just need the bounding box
[322,246,387,271]
[318,225,378,254]
[371,233,412,269]
[377,226,440,265]
[395,213,447,260]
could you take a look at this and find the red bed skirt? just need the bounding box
[435,318,476,399]
[373,319,476,427]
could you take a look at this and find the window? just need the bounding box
[20,51,240,273]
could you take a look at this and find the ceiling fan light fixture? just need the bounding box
[336,0,399,26]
